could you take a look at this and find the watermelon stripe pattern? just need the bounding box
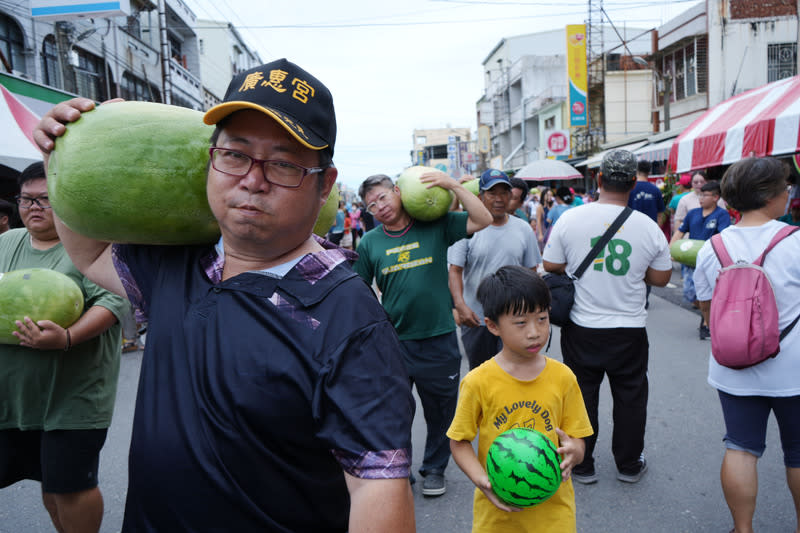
[486,428,562,507]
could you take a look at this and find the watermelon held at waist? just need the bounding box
[0,268,84,345]
[670,238,705,268]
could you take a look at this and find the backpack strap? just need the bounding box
[754,225,800,266]
[710,233,733,267]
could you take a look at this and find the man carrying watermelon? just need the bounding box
[0,162,128,533]
[353,170,492,497]
[34,58,416,533]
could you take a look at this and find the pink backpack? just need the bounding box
[709,225,800,369]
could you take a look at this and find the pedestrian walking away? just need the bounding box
[33,58,416,533]
[353,170,491,497]
[543,149,672,485]
[694,156,800,533]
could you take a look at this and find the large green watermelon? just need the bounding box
[48,101,219,245]
[670,238,705,268]
[486,427,562,507]
[0,268,84,345]
[396,166,454,221]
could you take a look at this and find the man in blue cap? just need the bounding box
[448,169,542,369]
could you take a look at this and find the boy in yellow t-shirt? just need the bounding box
[447,265,593,533]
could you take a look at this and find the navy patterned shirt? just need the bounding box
[111,236,414,532]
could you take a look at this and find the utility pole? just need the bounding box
[158,0,171,104]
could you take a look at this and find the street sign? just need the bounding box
[546,130,570,157]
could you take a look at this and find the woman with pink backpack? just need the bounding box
[694,157,800,533]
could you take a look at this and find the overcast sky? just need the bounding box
[183,0,697,190]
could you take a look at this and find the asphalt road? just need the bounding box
[0,264,796,532]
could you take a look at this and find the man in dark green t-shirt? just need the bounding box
[354,172,491,497]
[0,162,127,533]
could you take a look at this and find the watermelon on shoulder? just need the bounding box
[0,268,84,345]
[48,101,219,245]
[396,166,454,222]
[463,178,480,196]
[670,238,705,268]
[48,101,343,245]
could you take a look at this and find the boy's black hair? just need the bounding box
[477,265,551,322]
[18,161,46,187]
[700,180,721,196]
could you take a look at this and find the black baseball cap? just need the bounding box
[204,58,337,156]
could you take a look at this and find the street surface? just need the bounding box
[0,265,795,532]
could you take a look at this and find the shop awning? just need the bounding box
[669,75,800,173]
[634,136,677,162]
[583,140,648,169]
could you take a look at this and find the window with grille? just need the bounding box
[42,35,62,88]
[659,36,707,104]
[686,42,696,97]
[121,71,161,102]
[675,49,686,100]
[72,47,107,101]
[768,43,797,82]
[0,13,25,73]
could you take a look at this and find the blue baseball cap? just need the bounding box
[479,169,511,191]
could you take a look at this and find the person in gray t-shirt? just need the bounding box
[448,169,541,369]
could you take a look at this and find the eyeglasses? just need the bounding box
[209,147,326,188]
[15,195,51,209]
[366,190,394,215]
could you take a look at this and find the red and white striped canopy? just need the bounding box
[669,75,800,173]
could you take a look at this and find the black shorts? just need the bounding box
[0,428,108,493]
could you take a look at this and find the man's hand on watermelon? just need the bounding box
[13,316,69,350]
[13,306,118,351]
[555,428,586,482]
[34,97,123,159]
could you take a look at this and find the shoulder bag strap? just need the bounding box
[572,207,633,279]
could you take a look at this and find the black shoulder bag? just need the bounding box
[543,207,633,327]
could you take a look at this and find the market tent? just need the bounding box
[669,75,800,173]
[0,83,42,172]
[515,159,582,181]
[634,136,678,162]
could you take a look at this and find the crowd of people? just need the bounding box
[0,57,797,533]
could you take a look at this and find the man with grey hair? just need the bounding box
[542,149,672,486]
[354,171,491,497]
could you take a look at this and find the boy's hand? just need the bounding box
[555,428,586,481]
[475,474,523,513]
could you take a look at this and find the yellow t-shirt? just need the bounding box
[447,357,593,533]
